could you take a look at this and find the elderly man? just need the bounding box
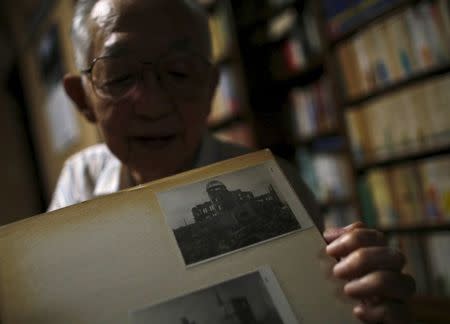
[50,0,415,322]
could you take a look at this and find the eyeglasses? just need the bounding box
[81,51,214,101]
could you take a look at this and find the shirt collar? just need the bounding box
[93,150,122,197]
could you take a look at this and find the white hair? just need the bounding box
[71,0,211,70]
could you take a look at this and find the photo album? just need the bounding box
[0,150,359,323]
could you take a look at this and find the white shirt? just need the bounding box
[48,135,321,229]
[48,135,251,212]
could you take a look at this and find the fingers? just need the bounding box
[354,301,414,324]
[326,228,387,258]
[344,271,416,300]
[323,221,365,243]
[333,247,405,279]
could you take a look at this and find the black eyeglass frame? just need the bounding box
[80,51,215,100]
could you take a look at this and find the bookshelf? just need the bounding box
[328,0,414,45]
[344,63,450,107]
[204,0,256,148]
[325,1,450,321]
[6,0,448,320]
[356,141,450,171]
[203,0,450,321]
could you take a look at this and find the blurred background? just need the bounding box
[0,0,449,322]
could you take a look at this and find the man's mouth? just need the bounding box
[131,134,178,149]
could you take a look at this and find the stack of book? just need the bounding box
[289,77,337,139]
[358,155,450,228]
[345,74,450,165]
[296,148,353,205]
[208,66,242,126]
[267,3,322,79]
[391,233,450,296]
[337,0,450,99]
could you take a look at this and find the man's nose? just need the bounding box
[132,69,174,119]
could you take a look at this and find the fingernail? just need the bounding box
[333,259,348,276]
[344,279,361,294]
[344,221,364,230]
[326,237,341,253]
[353,304,364,315]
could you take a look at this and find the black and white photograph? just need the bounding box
[157,164,301,266]
[130,267,299,324]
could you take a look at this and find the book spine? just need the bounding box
[405,7,435,70]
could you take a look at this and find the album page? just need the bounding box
[0,149,358,323]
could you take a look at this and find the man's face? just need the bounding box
[82,0,217,183]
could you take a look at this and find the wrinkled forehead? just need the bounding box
[89,0,209,59]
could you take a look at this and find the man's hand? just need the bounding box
[324,222,416,323]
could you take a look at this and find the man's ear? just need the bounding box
[63,74,97,123]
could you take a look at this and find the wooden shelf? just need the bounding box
[329,0,413,46]
[356,141,450,171]
[345,63,450,108]
[379,223,450,235]
[292,129,340,146]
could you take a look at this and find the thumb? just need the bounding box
[323,221,365,243]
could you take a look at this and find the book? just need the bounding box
[426,233,450,296]
[352,31,372,93]
[366,169,398,227]
[289,77,337,139]
[338,3,450,98]
[0,150,359,323]
[345,107,368,164]
[208,4,232,63]
[301,1,322,56]
[296,148,320,199]
[345,74,450,164]
[405,6,435,70]
[419,1,450,64]
[437,0,450,46]
[296,149,353,204]
[372,22,391,86]
[387,12,417,77]
[208,66,241,126]
[424,75,450,146]
[391,235,430,295]
[390,164,424,225]
[337,41,362,98]
[357,176,377,228]
[419,155,450,222]
[380,20,404,82]
[323,206,358,229]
